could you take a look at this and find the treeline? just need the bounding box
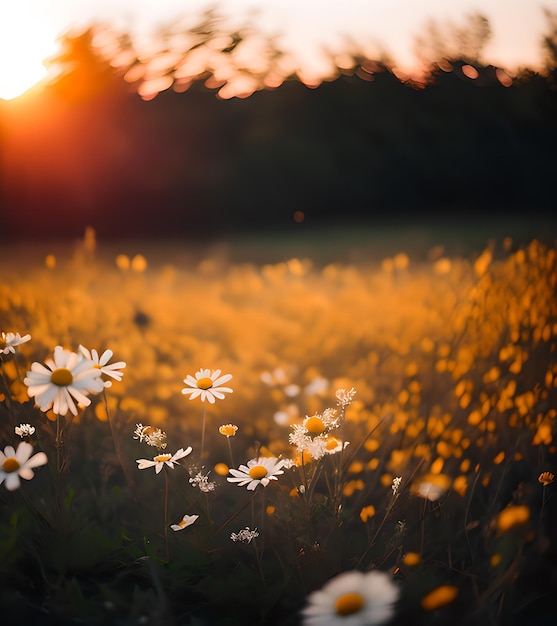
[1,20,556,241]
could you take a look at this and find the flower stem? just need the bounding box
[226,436,235,468]
[164,468,170,563]
[201,404,207,459]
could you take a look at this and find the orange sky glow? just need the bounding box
[0,0,555,99]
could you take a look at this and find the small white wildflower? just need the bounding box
[170,514,199,531]
[301,570,399,626]
[1,332,31,355]
[133,424,167,449]
[15,424,35,438]
[136,447,192,474]
[189,471,217,492]
[336,387,357,407]
[181,368,233,404]
[78,345,126,388]
[392,476,402,496]
[0,442,48,491]
[230,527,259,543]
[227,457,286,490]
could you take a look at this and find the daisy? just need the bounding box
[1,332,31,355]
[136,447,192,473]
[301,570,400,626]
[181,368,233,404]
[0,442,48,491]
[24,346,104,416]
[227,456,286,490]
[79,346,126,388]
[170,514,199,531]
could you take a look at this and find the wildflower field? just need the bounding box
[0,227,556,625]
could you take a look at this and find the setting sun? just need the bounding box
[0,4,60,100]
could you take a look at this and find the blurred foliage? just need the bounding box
[0,11,556,242]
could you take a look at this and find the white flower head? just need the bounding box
[136,447,192,474]
[133,423,167,449]
[392,477,402,496]
[15,424,36,438]
[181,368,233,404]
[336,387,357,408]
[189,470,217,492]
[1,332,31,355]
[79,345,126,388]
[24,345,104,416]
[227,456,286,490]
[0,442,48,491]
[289,409,344,460]
[230,527,259,543]
[170,514,199,531]
[302,570,400,626]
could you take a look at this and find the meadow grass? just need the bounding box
[0,230,555,625]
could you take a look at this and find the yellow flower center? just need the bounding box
[196,377,214,390]
[326,437,340,450]
[335,592,365,616]
[305,417,325,435]
[249,465,268,480]
[50,367,73,386]
[2,457,20,473]
[154,454,172,462]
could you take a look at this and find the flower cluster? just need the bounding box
[189,469,217,492]
[335,387,357,408]
[230,527,259,543]
[289,408,346,460]
[133,423,168,449]
[15,424,35,438]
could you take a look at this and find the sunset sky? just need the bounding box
[1,0,555,99]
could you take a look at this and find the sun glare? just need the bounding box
[0,4,60,100]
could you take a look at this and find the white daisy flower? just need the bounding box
[24,346,104,416]
[302,570,400,626]
[170,514,199,531]
[181,368,233,404]
[1,332,31,355]
[79,346,126,388]
[15,424,35,438]
[136,447,192,474]
[227,456,286,490]
[0,442,48,491]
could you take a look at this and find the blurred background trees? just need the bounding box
[1,11,556,241]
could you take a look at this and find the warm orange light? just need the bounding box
[0,5,59,100]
